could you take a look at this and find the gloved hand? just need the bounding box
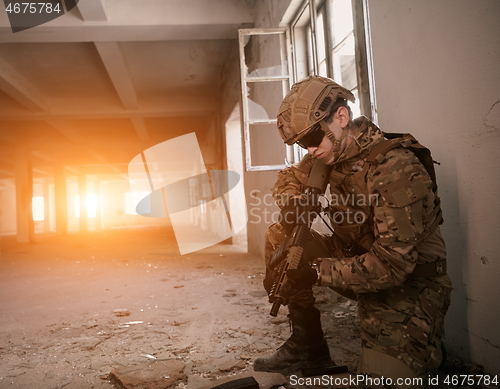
[278,197,321,234]
[285,265,319,292]
[263,264,318,297]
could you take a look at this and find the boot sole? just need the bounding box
[253,355,334,376]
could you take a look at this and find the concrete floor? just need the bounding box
[0,227,488,389]
[0,227,308,388]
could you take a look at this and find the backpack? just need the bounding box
[364,132,440,192]
[360,132,444,233]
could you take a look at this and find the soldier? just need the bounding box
[254,75,452,388]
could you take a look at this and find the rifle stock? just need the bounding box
[268,159,332,316]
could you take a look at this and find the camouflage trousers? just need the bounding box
[264,223,452,388]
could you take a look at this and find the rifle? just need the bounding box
[267,159,332,317]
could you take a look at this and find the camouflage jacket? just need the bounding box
[272,116,446,294]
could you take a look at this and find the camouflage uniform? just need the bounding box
[265,116,452,387]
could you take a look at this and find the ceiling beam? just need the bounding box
[0,168,14,176]
[95,42,139,110]
[94,41,150,142]
[32,150,55,162]
[46,120,86,143]
[0,95,216,120]
[86,149,108,163]
[33,167,51,176]
[130,118,149,141]
[0,24,252,43]
[86,149,124,174]
[0,57,89,144]
[66,166,78,173]
[77,0,107,21]
[0,56,48,112]
[110,166,123,173]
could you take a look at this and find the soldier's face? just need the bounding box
[307,108,350,164]
[307,135,336,164]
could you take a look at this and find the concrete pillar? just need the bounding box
[15,148,34,243]
[95,180,102,230]
[43,181,51,233]
[54,165,67,235]
[78,174,87,232]
[0,190,2,257]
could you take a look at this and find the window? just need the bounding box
[238,0,375,170]
[74,194,97,218]
[316,6,328,77]
[329,0,359,117]
[238,29,295,171]
[290,0,373,119]
[32,196,44,221]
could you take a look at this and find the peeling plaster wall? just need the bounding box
[367,0,500,372]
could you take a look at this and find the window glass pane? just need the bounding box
[318,60,328,77]
[239,28,294,170]
[332,33,356,90]
[293,26,309,80]
[249,123,287,167]
[316,11,326,68]
[246,80,287,123]
[306,25,315,76]
[32,196,44,221]
[316,9,329,77]
[292,2,313,79]
[351,88,361,118]
[74,195,80,218]
[74,195,97,218]
[243,34,289,79]
[329,0,354,45]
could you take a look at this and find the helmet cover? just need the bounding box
[277,75,355,145]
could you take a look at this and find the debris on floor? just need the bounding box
[0,228,494,389]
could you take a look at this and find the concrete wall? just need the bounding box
[0,185,16,235]
[367,0,500,372]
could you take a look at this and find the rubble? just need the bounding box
[0,229,491,389]
[112,309,131,317]
[109,360,185,389]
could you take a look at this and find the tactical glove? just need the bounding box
[284,266,319,292]
[263,264,318,297]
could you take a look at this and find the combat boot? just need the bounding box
[253,304,333,376]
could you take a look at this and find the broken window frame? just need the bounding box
[238,1,376,172]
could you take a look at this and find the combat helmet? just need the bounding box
[277,75,355,145]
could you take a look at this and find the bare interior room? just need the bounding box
[0,0,499,388]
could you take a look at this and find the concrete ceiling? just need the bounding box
[0,0,256,182]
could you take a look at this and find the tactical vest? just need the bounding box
[326,133,443,257]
